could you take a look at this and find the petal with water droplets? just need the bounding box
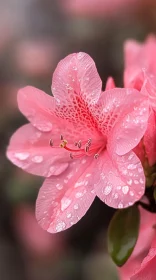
[6,124,69,177]
[18,86,55,132]
[36,158,95,232]
[94,150,145,208]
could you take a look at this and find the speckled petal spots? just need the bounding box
[94,150,145,209]
[18,86,56,132]
[51,52,102,134]
[107,89,149,155]
[36,158,95,233]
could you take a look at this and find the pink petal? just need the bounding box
[141,71,156,110]
[124,35,156,89]
[18,86,55,132]
[36,158,96,232]
[119,207,156,280]
[144,110,156,166]
[6,124,69,177]
[92,88,149,155]
[52,52,102,134]
[52,52,102,105]
[105,77,116,90]
[124,39,143,69]
[132,235,156,280]
[94,150,145,208]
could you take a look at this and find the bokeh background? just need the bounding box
[1,0,156,279]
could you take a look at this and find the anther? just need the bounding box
[49,139,53,146]
[85,145,89,153]
[87,138,92,146]
[60,140,68,148]
[77,140,82,148]
[70,153,73,159]
[94,153,99,159]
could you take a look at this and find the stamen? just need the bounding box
[60,135,64,140]
[77,140,82,148]
[94,153,99,159]
[49,139,53,146]
[60,140,68,148]
[87,138,92,146]
[70,153,74,159]
[85,145,90,153]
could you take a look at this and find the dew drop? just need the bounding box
[75,192,84,198]
[74,204,79,210]
[103,186,112,195]
[55,221,66,232]
[37,122,52,132]
[32,155,43,163]
[130,191,134,196]
[61,197,71,211]
[67,213,72,218]
[14,152,30,160]
[122,185,129,194]
[56,183,63,190]
[118,203,123,208]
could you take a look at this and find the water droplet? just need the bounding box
[75,192,84,198]
[134,180,139,185]
[61,197,71,211]
[67,213,72,218]
[55,221,66,232]
[140,178,144,184]
[103,186,112,195]
[127,179,132,185]
[122,185,129,194]
[118,203,123,208]
[37,122,52,132]
[32,155,43,163]
[128,164,137,170]
[74,204,79,210]
[36,132,42,138]
[14,152,29,160]
[56,183,63,190]
[130,191,134,196]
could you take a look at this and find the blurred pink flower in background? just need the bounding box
[14,204,65,257]
[7,52,149,233]
[124,35,156,90]
[14,39,59,77]
[119,207,156,280]
[124,35,156,167]
[60,0,146,18]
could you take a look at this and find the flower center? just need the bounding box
[49,135,106,160]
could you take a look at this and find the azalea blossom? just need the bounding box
[118,206,156,280]
[7,52,149,232]
[124,35,156,167]
[124,35,156,90]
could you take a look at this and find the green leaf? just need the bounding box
[107,204,140,267]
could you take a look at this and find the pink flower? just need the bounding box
[7,52,149,232]
[118,206,156,280]
[124,35,156,90]
[124,35,156,167]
